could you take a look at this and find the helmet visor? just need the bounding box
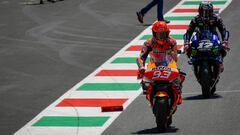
[156,32,168,40]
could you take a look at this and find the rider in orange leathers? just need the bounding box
[136,21,185,100]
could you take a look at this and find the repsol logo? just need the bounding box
[152,49,171,54]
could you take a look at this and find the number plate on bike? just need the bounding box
[152,70,171,79]
[198,40,213,51]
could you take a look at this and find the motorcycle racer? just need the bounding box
[183,1,230,72]
[136,21,185,95]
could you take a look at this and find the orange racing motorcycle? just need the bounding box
[140,53,185,132]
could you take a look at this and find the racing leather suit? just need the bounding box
[137,37,185,97]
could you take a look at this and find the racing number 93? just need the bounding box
[152,70,171,79]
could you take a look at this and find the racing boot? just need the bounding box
[163,19,170,24]
[141,80,147,94]
[136,12,144,23]
[173,82,182,105]
[177,71,186,105]
[48,0,56,3]
[219,63,224,73]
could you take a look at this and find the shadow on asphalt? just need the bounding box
[184,94,222,100]
[23,0,64,5]
[132,126,179,134]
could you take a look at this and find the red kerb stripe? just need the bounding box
[173,9,198,12]
[177,45,183,50]
[126,45,142,51]
[96,70,138,76]
[168,25,188,29]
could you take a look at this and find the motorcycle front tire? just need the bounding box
[153,97,170,132]
[200,64,212,98]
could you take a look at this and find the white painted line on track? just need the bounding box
[170,30,188,34]
[166,13,198,16]
[99,64,138,70]
[131,40,145,45]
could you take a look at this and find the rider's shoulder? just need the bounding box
[144,38,153,46]
[195,15,200,18]
[212,13,222,20]
[213,13,219,17]
[191,15,201,23]
[194,15,201,19]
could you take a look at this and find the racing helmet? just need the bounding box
[152,21,170,44]
[198,1,214,19]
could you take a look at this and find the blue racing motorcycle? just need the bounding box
[187,30,225,98]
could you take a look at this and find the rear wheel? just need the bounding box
[153,97,169,132]
[200,66,211,98]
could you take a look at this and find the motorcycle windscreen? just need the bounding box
[151,53,177,69]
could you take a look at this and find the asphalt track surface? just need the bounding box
[0,0,239,135]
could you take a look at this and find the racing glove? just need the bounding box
[137,67,145,79]
[184,41,190,52]
[221,41,230,51]
[184,42,191,58]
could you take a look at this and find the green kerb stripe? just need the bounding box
[140,35,151,40]
[171,34,183,40]
[183,1,226,5]
[140,34,183,40]
[77,83,140,91]
[164,16,193,21]
[33,116,109,127]
[112,57,150,64]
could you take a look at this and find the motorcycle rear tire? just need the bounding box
[200,66,211,98]
[153,97,169,132]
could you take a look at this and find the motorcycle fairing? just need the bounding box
[144,68,179,83]
[190,32,223,65]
